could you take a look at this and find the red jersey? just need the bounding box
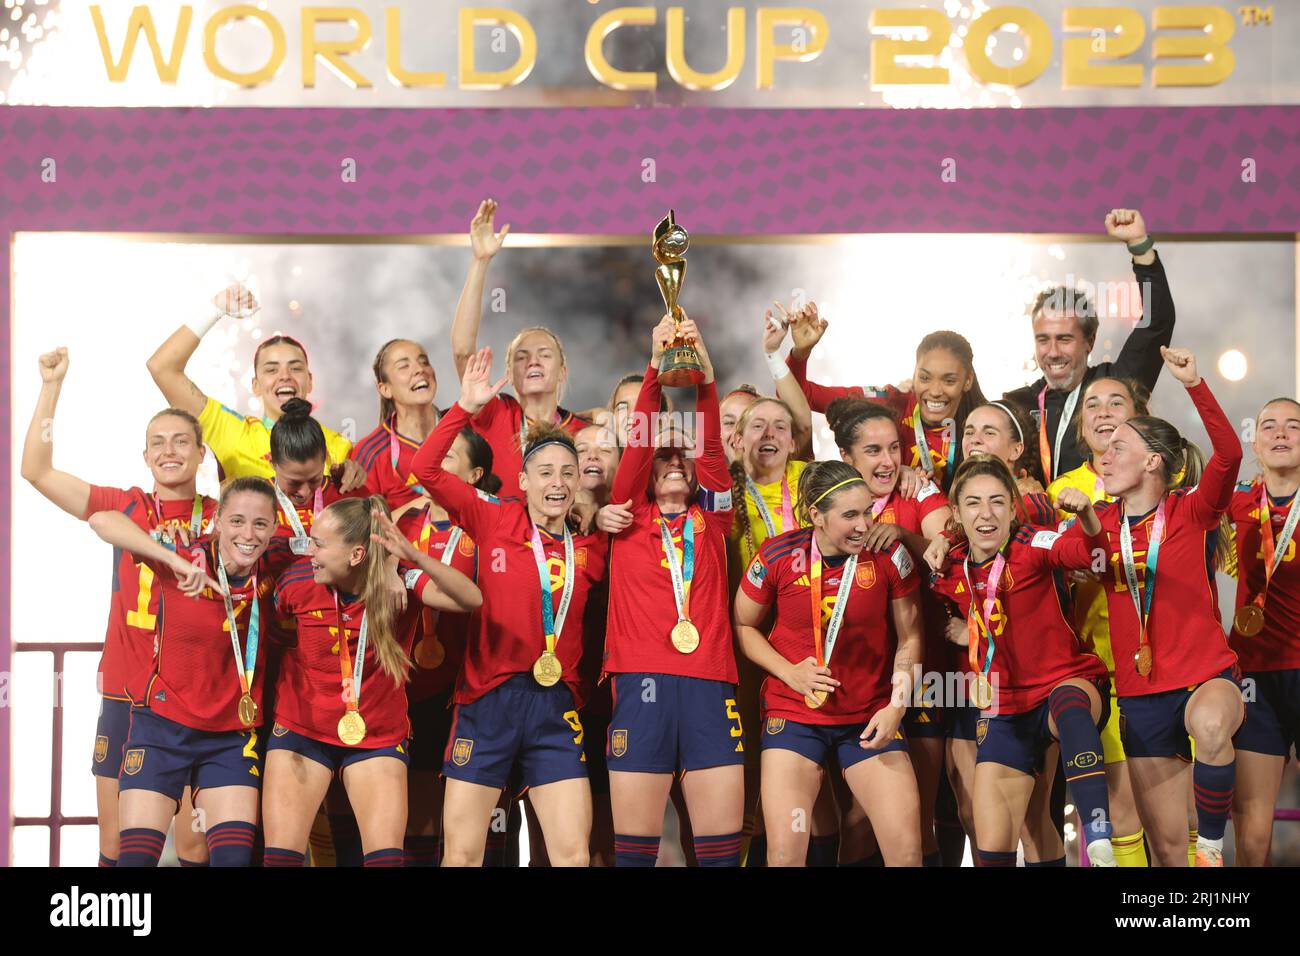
[932,527,1106,715]
[349,418,433,510]
[605,368,736,683]
[741,528,920,725]
[139,538,279,732]
[411,403,608,705]
[471,393,589,492]
[84,486,217,702]
[786,353,955,489]
[1227,480,1300,672]
[1077,381,1241,697]
[396,509,478,701]
[271,475,372,549]
[272,557,429,747]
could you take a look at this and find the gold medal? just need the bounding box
[237,693,257,728]
[671,619,700,654]
[971,674,994,710]
[803,688,827,710]
[338,710,367,746]
[414,637,445,669]
[1234,603,1265,638]
[532,649,563,687]
[1135,644,1153,677]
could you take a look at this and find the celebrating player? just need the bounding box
[1226,397,1300,866]
[410,347,608,867]
[84,478,282,867]
[1079,347,1243,867]
[735,460,925,866]
[22,348,216,867]
[260,497,482,867]
[146,283,355,481]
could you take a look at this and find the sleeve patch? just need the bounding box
[915,481,939,503]
[403,568,424,591]
[745,556,767,589]
[474,489,501,504]
[698,487,733,512]
[1031,530,1060,550]
[891,546,914,579]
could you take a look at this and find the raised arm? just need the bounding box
[610,321,671,505]
[784,309,865,414]
[1161,347,1243,525]
[766,303,815,460]
[1105,209,1175,392]
[21,349,93,519]
[450,199,510,380]
[146,283,258,416]
[1042,489,1106,570]
[370,508,483,613]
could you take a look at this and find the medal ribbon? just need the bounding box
[1250,483,1300,610]
[657,508,696,626]
[332,591,368,714]
[419,522,463,638]
[529,524,575,658]
[962,551,1006,685]
[273,481,324,539]
[216,546,259,698]
[390,414,433,497]
[810,532,858,670]
[912,404,956,481]
[744,473,793,538]
[1119,499,1167,662]
[1036,382,1082,485]
[151,493,205,542]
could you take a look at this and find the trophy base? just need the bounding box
[659,346,705,387]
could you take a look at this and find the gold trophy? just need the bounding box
[652,210,705,387]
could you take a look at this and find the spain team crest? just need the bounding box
[691,511,706,533]
[574,548,588,568]
[272,723,289,737]
[122,748,145,776]
[765,717,786,735]
[610,729,628,757]
[855,564,876,590]
[975,719,989,746]
[458,534,476,557]
[93,735,108,764]
[451,737,474,767]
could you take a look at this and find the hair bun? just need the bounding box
[279,397,313,419]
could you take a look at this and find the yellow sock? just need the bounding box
[1111,830,1148,867]
[1188,828,1199,867]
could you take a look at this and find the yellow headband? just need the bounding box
[811,477,866,508]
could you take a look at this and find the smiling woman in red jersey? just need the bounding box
[22,348,217,868]
[449,200,589,490]
[784,308,987,494]
[410,347,608,867]
[1080,347,1244,868]
[926,455,1116,868]
[259,497,481,868]
[1226,397,1300,866]
[735,460,926,866]
[825,397,953,867]
[596,315,744,868]
[83,478,287,867]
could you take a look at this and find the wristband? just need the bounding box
[1126,235,1154,256]
[185,302,224,339]
[764,350,790,381]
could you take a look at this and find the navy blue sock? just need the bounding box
[117,828,165,867]
[1025,856,1067,867]
[807,833,840,867]
[98,853,116,868]
[362,847,405,867]
[403,834,441,867]
[745,834,768,868]
[328,812,363,868]
[262,847,306,867]
[1193,759,1235,842]
[1049,684,1112,845]
[177,856,208,867]
[842,850,884,867]
[614,833,660,868]
[206,820,256,867]
[694,831,742,867]
[923,850,943,867]
[977,849,1017,867]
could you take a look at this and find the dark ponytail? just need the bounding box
[826,397,898,455]
[796,460,866,525]
[459,426,502,495]
[270,397,329,467]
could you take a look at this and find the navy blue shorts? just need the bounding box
[760,715,907,770]
[903,703,948,739]
[1235,669,1300,759]
[1119,666,1240,760]
[975,685,1110,776]
[606,673,746,775]
[118,706,264,801]
[267,723,409,774]
[408,690,456,773]
[92,697,132,778]
[443,675,587,792]
[949,703,980,742]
